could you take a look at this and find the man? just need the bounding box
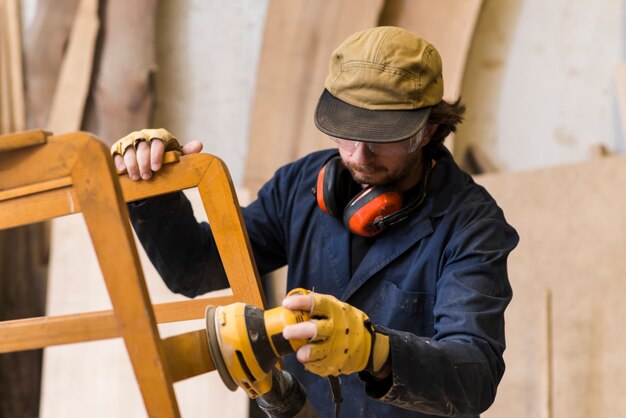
[112,27,518,417]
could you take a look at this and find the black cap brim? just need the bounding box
[314,89,430,143]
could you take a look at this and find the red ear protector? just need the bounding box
[313,156,430,237]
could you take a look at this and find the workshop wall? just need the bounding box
[152,0,624,188]
[455,0,625,170]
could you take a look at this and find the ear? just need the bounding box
[419,124,438,148]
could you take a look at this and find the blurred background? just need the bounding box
[0,0,625,417]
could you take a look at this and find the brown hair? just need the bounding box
[425,98,466,150]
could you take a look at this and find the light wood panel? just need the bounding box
[47,0,99,133]
[90,0,158,144]
[478,155,626,418]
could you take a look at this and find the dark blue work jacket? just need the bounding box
[129,145,519,418]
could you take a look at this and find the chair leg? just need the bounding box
[72,137,180,418]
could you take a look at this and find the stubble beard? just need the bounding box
[344,152,423,189]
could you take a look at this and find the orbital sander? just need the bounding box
[205,302,308,397]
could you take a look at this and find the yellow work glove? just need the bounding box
[286,288,390,377]
[110,128,181,157]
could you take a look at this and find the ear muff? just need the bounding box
[315,151,435,237]
[315,155,404,237]
[315,156,360,218]
[343,186,403,237]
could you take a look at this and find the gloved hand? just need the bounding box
[282,288,390,378]
[110,128,181,158]
[110,128,202,181]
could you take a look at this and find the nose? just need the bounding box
[348,142,375,165]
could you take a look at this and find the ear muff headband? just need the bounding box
[343,187,403,237]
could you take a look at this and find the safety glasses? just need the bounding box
[328,127,426,157]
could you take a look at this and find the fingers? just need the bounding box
[149,139,166,172]
[136,141,152,180]
[120,139,168,181]
[283,321,317,340]
[123,147,140,181]
[181,140,203,155]
[296,345,311,363]
[114,154,126,173]
[282,294,314,312]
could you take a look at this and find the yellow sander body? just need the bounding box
[205,303,309,398]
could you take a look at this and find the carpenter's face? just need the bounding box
[334,126,434,191]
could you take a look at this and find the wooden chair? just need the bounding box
[0,130,266,418]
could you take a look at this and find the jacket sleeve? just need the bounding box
[361,211,519,417]
[128,167,293,298]
[128,192,230,298]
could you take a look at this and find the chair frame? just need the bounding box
[0,130,266,418]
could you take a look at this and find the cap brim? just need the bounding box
[314,89,430,143]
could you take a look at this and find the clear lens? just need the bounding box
[329,127,424,156]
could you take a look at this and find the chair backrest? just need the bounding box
[0,130,266,418]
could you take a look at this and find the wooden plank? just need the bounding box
[3,0,25,131]
[23,0,80,128]
[90,0,157,145]
[0,0,11,133]
[243,0,384,193]
[478,155,626,418]
[47,0,99,133]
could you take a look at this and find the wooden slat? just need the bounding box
[199,157,265,308]
[3,0,25,132]
[47,0,99,133]
[0,150,211,230]
[23,0,80,129]
[0,295,237,353]
[162,330,216,383]
[0,129,49,152]
[0,0,11,133]
[0,177,72,201]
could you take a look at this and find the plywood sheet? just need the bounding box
[243,0,384,192]
[478,155,626,418]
